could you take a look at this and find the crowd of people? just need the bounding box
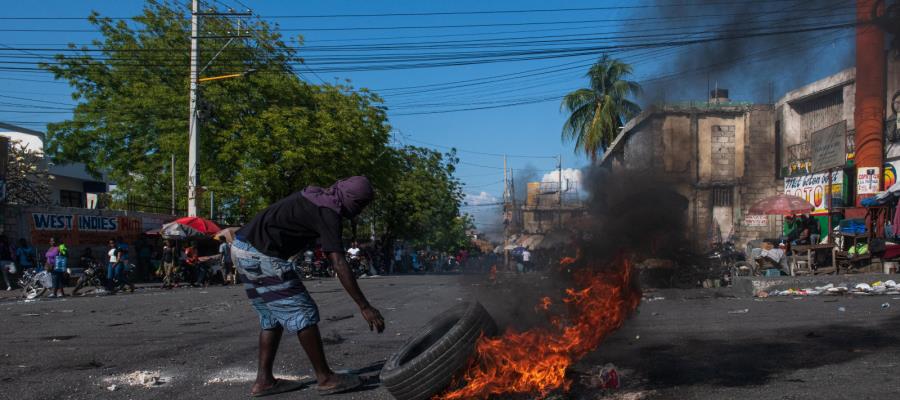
[0,231,492,297]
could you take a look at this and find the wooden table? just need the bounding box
[790,243,836,275]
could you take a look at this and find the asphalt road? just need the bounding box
[2,274,899,400]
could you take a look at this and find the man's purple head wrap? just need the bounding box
[301,176,374,218]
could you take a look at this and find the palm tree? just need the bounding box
[561,55,642,161]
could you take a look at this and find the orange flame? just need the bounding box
[535,296,553,312]
[438,258,640,399]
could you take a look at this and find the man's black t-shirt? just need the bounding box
[237,191,343,259]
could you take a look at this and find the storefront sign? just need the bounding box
[857,167,880,195]
[743,214,768,227]
[884,161,900,189]
[810,121,846,172]
[784,172,842,214]
[30,212,142,247]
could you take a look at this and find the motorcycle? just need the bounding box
[72,261,108,296]
[706,241,747,284]
[19,269,51,299]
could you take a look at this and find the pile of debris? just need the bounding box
[759,280,900,297]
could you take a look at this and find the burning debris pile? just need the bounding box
[436,170,685,399]
[438,257,641,399]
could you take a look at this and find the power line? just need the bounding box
[0,0,819,20]
[0,5,854,33]
[404,137,556,158]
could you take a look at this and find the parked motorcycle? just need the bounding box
[348,257,369,278]
[72,261,107,296]
[706,241,747,284]
[19,269,50,299]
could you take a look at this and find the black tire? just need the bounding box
[380,301,497,400]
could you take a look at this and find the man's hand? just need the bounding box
[328,252,385,334]
[361,305,385,333]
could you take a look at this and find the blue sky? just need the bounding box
[0,0,855,229]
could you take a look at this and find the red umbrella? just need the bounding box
[748,194,814,215]
[172,216,221,234]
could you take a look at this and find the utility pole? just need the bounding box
[171,154,176,215]
[509,169,517,231]
[186,3,251,217]
[503,155,509,268]
[557,154,563,228]
[187,0,200,217]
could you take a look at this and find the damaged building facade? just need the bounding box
[598,91,780,250]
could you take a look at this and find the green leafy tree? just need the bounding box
[5,140,52,206]
[561,55,642,161]
[38,1,468,251]
[375,146,470,251]
[40,1,392,221]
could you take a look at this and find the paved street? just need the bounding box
[2,275,900,400]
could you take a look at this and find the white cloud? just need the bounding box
[541,168,582,192]
[465,191,498,206]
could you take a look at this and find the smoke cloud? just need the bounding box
[636,0,855,105]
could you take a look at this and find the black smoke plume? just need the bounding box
[637,0,855,104]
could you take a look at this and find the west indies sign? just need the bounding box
[30,212,142,246]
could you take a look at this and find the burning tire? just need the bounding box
[380,301,497,400]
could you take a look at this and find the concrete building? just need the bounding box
[774,57,898,214]
[520,181,585,234]
[598,91,780,250]
[0,122,109,208]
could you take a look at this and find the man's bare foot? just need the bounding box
[316,373,362,395]
[250,378,277,395]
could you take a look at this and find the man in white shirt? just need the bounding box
[521,249,532,272]
[347,242,361,260]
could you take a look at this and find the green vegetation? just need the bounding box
[561,55,642,161]
[40,0,469,250]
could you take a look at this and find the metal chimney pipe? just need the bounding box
[854,0,886,205]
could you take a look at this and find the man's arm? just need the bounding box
[328,252,385,333]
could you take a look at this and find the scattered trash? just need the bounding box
[634,335,640,340]
[131,371,162,387]
[106,385,117,391]
[103,370,169,388]
[838,307,846,312]
[20,313,40,317]
[325,314,353,322]
[205,367,310,385]
[728,308,750,314]
[882,303,891,309]
[596,390,657,400]
[643,296,665,302]
[765,281,900,297]
[588,363,620,389]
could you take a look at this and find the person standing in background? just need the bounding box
[218,236,233,285]
[15,238,37,274]
[0,236,17,291]
[521,248,532,273]
[161,240,177,289]
[45,237,67,298]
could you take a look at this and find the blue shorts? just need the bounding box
[233,239,320,332]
